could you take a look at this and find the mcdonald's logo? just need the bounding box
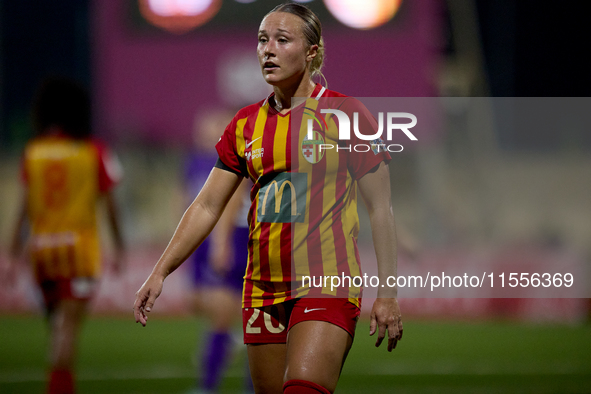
[261,180,297,216]
[258,173,307,223]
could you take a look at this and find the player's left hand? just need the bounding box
[369,298,403,352]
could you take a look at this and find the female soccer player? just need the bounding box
[9,77,125,394]
[134,3,402,393]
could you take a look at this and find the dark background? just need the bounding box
[2,1,591,148]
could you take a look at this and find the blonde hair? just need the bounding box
[268,3,326,83]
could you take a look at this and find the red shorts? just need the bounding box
[242,298,360,344]
[39,278,97,309]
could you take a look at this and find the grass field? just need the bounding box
[0,315,590,393]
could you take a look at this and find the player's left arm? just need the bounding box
[358,161,403,352]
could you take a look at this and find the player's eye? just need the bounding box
[258,36,268,44]
[278,37,288,43]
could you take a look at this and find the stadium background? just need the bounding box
[0,0,589,392]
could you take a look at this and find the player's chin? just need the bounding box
[263,74,281,85]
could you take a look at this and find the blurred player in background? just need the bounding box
[184,110,252,393]
[8,77,125,394]
[135,3,402,394]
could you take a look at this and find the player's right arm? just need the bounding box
[133,167,243,326]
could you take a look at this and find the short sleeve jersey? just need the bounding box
[22,134,122,281]
[216,84,390,308]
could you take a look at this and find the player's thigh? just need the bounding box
[285,320,353,393]
[243,303,291,393]
[247,343,286,394]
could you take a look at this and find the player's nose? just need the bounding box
[263,39,278,57]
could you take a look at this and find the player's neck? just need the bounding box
[272,79,316,114]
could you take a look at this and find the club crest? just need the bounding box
[301,130,325,164]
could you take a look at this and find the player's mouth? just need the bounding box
[263,61,279,71]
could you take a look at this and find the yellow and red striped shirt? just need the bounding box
[22,134,121,281]
[216,84,389,308]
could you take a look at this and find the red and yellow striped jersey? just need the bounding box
[216,84,390,308]
[22,134,121,281]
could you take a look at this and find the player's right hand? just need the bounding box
[369,298,403,352]
[133,274,164,327]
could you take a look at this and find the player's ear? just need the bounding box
[306,44,318,62]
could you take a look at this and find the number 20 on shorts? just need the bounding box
[245,304,286,334]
